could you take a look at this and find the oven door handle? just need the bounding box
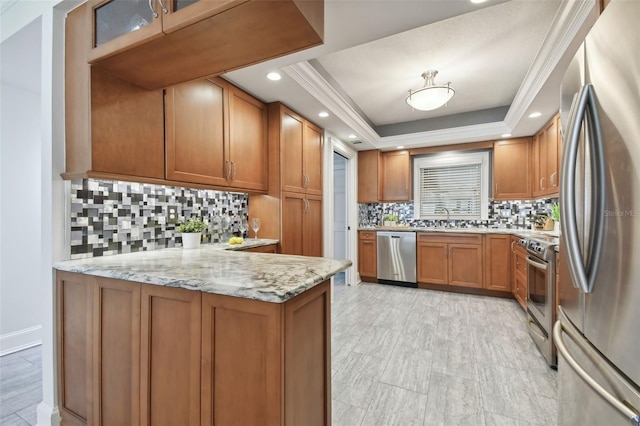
[526,256,548,271]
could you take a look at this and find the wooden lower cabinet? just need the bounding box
[417,233,483,289]
[484,234,512,291]
[241,243,279,253]
[358,231,377,281]
[56,271,331,426]
[511,236,528,310]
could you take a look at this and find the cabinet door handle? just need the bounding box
[540,177,545,189]
[148,0,158,18]
[231,161,237,179]
[225,160,231,179]
[495,183,498,194]
[511,240,516,253]
[158,0,168,14]
[304,199,310,213]
[550,171,557,186]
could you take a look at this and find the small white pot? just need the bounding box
[554,221,560,233]
[181,232,201,249]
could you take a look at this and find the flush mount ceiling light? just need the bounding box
[528,111,542,118]
[406,69,455,111]
[318,111,329,118]
[266,72,281,81]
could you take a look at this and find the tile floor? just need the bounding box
[0,282,557,426]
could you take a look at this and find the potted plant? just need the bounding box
[550,203,560,232]
[177,217,207,249]
[383,214,398,226]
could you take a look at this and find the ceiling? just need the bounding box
[225,0,599,151]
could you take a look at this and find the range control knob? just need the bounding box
[518,239,526,246]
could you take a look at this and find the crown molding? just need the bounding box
[376,122,511,150]
[504,0,598,128]
[282,62,380,145]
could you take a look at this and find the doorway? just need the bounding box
[333,152,348,285]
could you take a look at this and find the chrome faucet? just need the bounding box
[439,207,451,227]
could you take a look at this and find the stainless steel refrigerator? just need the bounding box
[555,0,640,424]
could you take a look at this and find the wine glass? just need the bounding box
[251,218,261,239]
[238,217,248,238]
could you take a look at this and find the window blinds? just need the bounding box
[418,163,482,219]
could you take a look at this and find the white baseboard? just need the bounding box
[37,402,61,426]
[0,325,42,356]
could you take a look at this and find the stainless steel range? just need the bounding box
[518,234,558,367]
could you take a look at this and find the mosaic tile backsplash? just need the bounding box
[70,179,248,259]
[359,198,559,230]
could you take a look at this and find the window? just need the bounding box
[413,151,489,220]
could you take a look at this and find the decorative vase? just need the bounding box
[181,232,201,249]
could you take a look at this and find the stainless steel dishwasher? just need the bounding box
[376,231,417,287]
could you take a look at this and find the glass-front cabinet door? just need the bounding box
[88,0,164,62]
[88,0,249,62]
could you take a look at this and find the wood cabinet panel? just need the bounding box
[511,237,528,310]
[448,244,483,288]
[284,281,331,426]
[281,109,306,194]
[417,233,482,289]
[228,85,268,191]
[357,150,382,203]
[201,292,281,426]
[165,78,228,186]
[92,278,141,426]
[240,244,279,253]
[493,138,532,200]
[358,231,377,280]
[304,122,324,196]
[484,234,511,291]
[380,151,411,202]
[417,242,448,285]
[90,0,324,90]
[140,285,201,426]
[56,272,93,425]
[281,192,322,256]
[532,114,561,197]
[304,196,323,257]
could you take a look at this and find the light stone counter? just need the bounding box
[54,242,351,303]
[360,226,560,240]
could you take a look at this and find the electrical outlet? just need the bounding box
[167,205,179,224]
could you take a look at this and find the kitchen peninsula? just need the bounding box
[54,245,350,426]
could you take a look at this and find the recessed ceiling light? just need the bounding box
[397,146,405,150]
[318,111,329,118]
[348,134,358,139]
[266,72,281,81]
[528,112,542,118]
[470,0,487,3]
[501,133,512,138]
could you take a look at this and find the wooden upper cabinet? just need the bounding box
[165,78,229,186]
[493,137,532,200]
[357,150,382,203]
[532,114,561,198]
[277,104,323,196]
[165,78,268,191]
[304,122,323,196]
[280,192,322,256]
[228,85,268,192]
[380,151,411,202]
[88,0,324,89]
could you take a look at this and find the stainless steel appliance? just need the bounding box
[554,1,640,424]
[376,231,417,287]
[518,234,558,367]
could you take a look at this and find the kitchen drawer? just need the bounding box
[359,230,377,241]
[417,232,483,245]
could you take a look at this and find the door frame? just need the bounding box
[323,134,358,299]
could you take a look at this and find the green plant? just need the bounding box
[384,214,398,222]
[177,217,207,233]
[550,203,560,222]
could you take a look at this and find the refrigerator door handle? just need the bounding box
[560,84,606,294]
[554,317,640,425]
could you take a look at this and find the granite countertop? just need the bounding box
[54,242,351,303]
[360,226,560,240]
[207,238,280,251]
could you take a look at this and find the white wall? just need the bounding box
[0,21,44,354]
